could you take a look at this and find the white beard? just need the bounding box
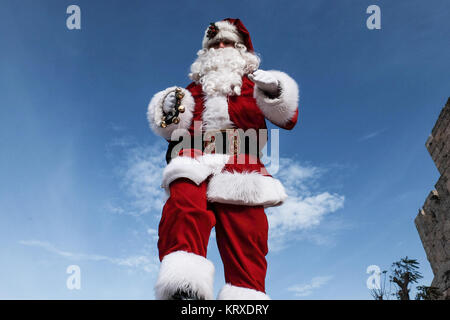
[189,46,260,97]
[188,45,260,131]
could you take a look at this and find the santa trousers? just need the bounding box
[157,178,269,297]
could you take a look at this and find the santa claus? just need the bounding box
[147,18,299,300]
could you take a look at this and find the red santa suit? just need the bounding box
[147,18,299,300]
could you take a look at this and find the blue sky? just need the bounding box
[0,0,449,299]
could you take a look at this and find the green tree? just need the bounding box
[415,285,442,300]
[389,256,423,300]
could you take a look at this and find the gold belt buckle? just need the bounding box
[227,129,240,155]
[203,129,240,155]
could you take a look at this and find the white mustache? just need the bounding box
[189,47,259,96]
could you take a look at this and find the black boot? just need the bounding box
[170,288,204,300]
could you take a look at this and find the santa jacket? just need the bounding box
[147,70,299,208]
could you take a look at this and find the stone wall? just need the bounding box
[415,97,450,299]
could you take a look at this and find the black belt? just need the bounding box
[165,130,267,164]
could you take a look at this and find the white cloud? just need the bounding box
[358,128,387,142]
[107,140,167,217]
[267,158,345,251]
[288,276,333,297]
[146,228,159,242]
[19,240,159,273]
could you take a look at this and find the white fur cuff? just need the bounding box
[217,284,270,300]
[207,171,287,207]
[254,70,299,128]
[162,156,212,188]
[154,251,215,300]
[147,87,195,140]
[161,153,230,189]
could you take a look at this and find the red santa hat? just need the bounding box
[202,18,254,52]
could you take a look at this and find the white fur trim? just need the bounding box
[202,20,242,49]
[202,94,234,131]
[199,153,231,175]
[217,284,270,300]
[155,251,215,300]
[161,154,230,189]
[207,171,287,207]
[162,156,211,188]
[147,87,195,140]
[253,70,299,127]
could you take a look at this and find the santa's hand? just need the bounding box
[162,92,177,114]
[248,70,280,96]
